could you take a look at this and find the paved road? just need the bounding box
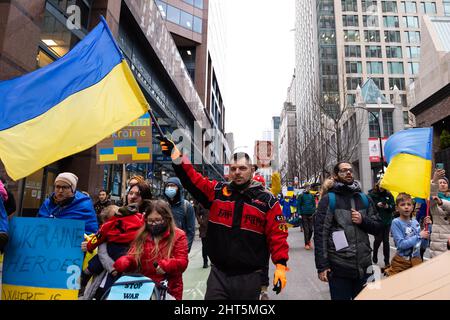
[183,225,432,300]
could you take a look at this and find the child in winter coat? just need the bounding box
[113,200,189,300]
[79,204,144,294]
[384,193,431,276]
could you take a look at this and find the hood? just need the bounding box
[329,180,362,195]
[165,176,184,203]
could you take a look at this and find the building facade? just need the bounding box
[0,0,230,216]
[410,15,450,171]
[294,0,446,188]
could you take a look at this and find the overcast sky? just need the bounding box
[223,0,295,157]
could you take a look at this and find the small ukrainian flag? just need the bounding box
[380,128,433,199]
[0,17,148,180]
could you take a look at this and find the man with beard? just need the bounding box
[314,162,382,300]
[94,189,112,225]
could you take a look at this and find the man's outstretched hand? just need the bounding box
[158,136,176,158]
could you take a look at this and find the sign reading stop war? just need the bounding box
[1,217,84,300]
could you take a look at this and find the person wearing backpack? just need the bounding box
[314,162,382,300]
[297,183,316,250]
[164,177,196,252]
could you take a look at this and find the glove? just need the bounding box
[273,263,289,294]
[158,136,178,158]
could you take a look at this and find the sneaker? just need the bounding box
[0,232,8,253]
[260,292,269,300]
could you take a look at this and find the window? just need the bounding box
[406,46,420,58]
[403,16,419,28]
[365,45,382,58]
[41,8,81,57]
[401,1,417,13]
[445,1,450,16]
[364,30,380,42]
[193,16,202,33]
[420,2,436,13]
[372,77,385,90]
[342,0,357,11]
[180,11,193,30]
[322,62,338,75]
[183,0,194,5]
[322,79,339,91]
[389,77,406,90]
[383,16,399,28]
[347,94,356,106]
[346,61,363,73]
[37,49,55,68]
[155,0,167,18]
[345,45,361,57]
[320,16,335,28]
[383,111,394,137]
[344,30,360,41]
[167,5,181,24]
[362,1,378,12]
[382,1,398,12]
[343,15,359,27]
[194,0,203,9]
[49,0,92,29]
[347,77,362,90]
[403,111,410,124]
[323,47,338,59]
[386,46,403,58]
[369,112,381,138]
[408,62,419,74]
[384,30,401,42]
[363,15,380,27]
[404,31,420,43]
[367,61,384,74]
[388,62,404,74]
[320,31,336,44]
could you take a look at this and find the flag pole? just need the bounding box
[147,105,164,138]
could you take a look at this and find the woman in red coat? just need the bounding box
[113,199,189,300]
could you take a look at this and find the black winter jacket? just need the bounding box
[314,182,382,279]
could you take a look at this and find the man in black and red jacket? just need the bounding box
[160,137,289,300]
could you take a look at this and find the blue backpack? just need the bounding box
[328,192,369,214]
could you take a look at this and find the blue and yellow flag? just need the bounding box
[0,17,148,180]
[380,128,433,199]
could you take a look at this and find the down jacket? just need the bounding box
[113,227,188,300]
[430,182,450,258]
[314,182,382,279]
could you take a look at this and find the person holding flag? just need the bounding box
[159,138,289,300]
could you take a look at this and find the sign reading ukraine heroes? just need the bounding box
[380,127,433,200]
[1,218,84,300]
[0,16,148,181]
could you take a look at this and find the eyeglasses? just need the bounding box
[339,168,353,174]
[54,185,71,191]
[147,219,164,225]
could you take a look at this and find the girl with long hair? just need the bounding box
[113,200,189,300]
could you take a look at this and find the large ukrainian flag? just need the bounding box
[0,17,148,180]
[380,128,433,199]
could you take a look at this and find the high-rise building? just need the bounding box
[295,0,446,189]
[272,116,281,172]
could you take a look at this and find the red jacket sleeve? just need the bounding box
[158,230,189,275]
[173,155,218,206]
[113,254,138,273]
[86,220,114,252]
[264,199,289,265]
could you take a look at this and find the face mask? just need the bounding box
[165,187,177,199]
[146,223,168,236]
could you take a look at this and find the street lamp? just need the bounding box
[353,102,385,175]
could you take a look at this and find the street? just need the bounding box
[183,224,432,300]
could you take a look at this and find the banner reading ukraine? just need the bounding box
[1,218,84,300]
[380,128,433,199]
[0,16,148,181]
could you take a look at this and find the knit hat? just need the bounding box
[55,172,78,193]
[441,177,449,184]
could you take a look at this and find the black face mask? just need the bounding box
[146,223,168,236]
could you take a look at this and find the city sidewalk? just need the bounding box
[183,234,209,300]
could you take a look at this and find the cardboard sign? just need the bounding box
[1,217,84,300]
[106,275,155,300]
[96,113,152,164]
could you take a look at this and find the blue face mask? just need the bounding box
[165,187,177,199]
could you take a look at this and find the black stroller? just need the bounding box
[101,273,169,300]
